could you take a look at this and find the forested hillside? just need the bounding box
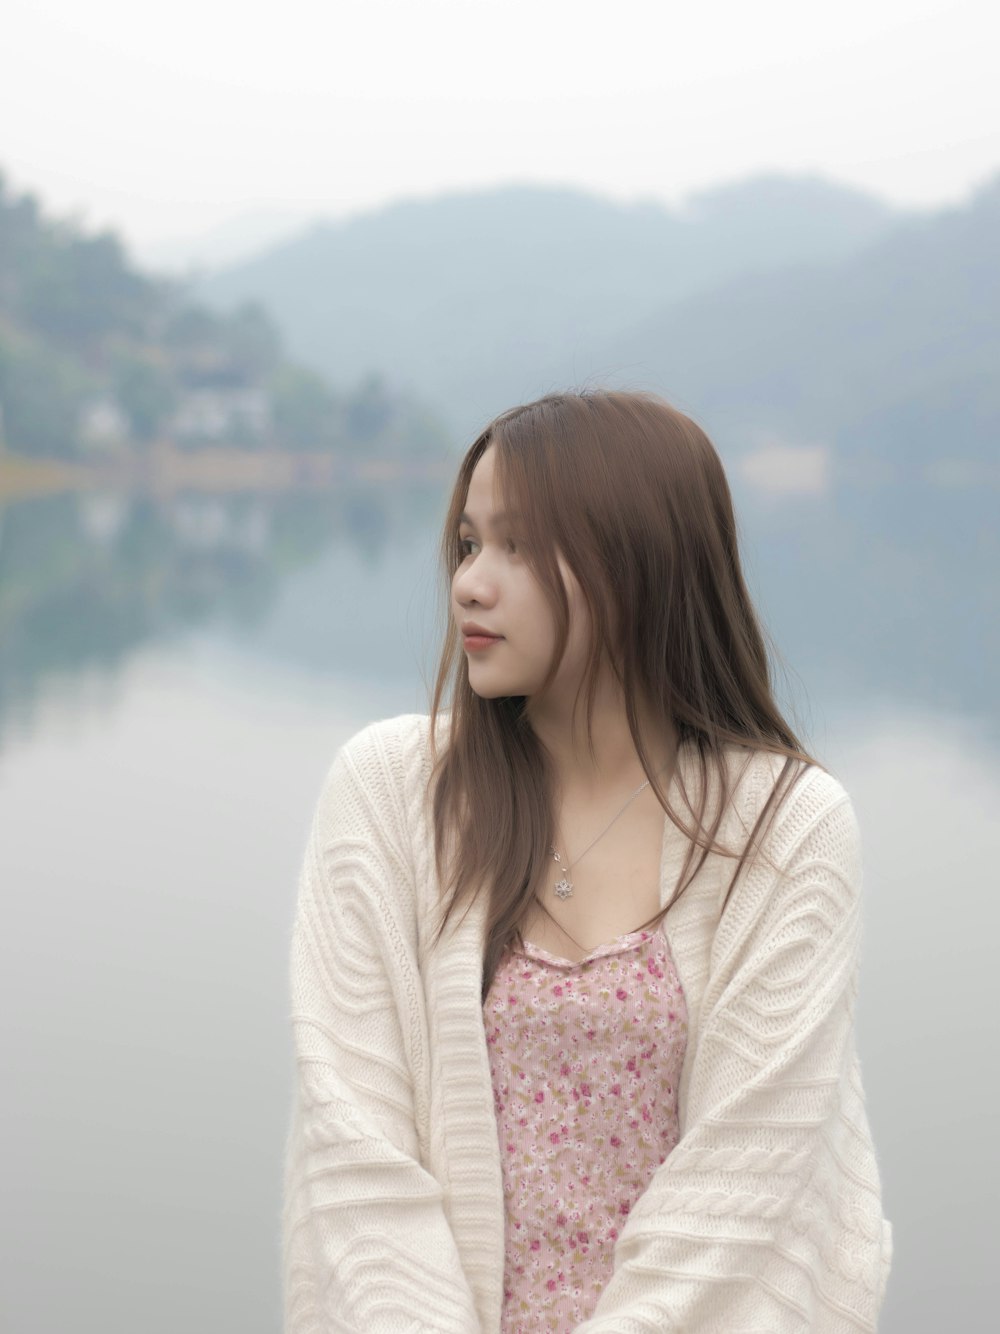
[606,173,1000,467]
[201,176,898,439]
[0,173,448,461]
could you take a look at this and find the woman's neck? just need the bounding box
[526,680,679,800]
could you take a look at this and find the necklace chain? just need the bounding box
[549,759,672,900]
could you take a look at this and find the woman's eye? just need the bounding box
[457,536,521,557]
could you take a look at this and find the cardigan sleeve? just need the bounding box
[281,728,482,1334]
[576,766,893,1333]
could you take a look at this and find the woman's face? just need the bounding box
[451,444,591,701]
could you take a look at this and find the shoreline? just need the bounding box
[0,443,453,500]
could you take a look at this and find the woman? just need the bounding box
[282,391,893,1332]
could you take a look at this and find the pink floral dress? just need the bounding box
[483,924,689,1332]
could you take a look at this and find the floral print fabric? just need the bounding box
[484,924,689,1332]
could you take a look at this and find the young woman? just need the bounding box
[282,391,893,1333]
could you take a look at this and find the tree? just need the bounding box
[270,364,342,448]
[112,349,176,442]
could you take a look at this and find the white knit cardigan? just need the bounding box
[282,712,893,1333]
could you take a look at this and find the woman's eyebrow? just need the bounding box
[458,509,522,530]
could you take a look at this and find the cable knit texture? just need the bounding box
[282,712,893,1333]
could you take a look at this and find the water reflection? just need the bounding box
[0,473,996,1332]
[0,635,995,1332]
[0,482,446,749]
[2,469,997,753]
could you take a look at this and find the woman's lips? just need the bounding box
[462,633,503,652]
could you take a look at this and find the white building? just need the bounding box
[171,387,272,444]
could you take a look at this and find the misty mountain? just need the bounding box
[604,173,1000,468]
[199,170,997,723]
[201,176,897,441]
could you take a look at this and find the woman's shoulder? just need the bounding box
[714,741,857,851]
[316,710,450,834]
[303,713,451,919]
[708,745,864,947]
[336,710,435,764]
[332,709,450,773]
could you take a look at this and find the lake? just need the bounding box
[0,479,996,1332]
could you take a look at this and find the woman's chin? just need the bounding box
[466,671,529,700]
[468,681,510,699]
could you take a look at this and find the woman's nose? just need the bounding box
[453,555,498,607]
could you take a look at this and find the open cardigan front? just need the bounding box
[282,712,893,1333]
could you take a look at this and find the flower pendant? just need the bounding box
[554,877,574,900]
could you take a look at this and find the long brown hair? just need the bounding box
[428,389,820,996]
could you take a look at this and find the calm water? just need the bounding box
[0,485,996,1332]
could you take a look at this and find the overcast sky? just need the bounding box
[4,0,998,264]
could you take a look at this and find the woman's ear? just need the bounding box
[597,582,625,661]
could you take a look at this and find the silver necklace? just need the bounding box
[549,761,670,900]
